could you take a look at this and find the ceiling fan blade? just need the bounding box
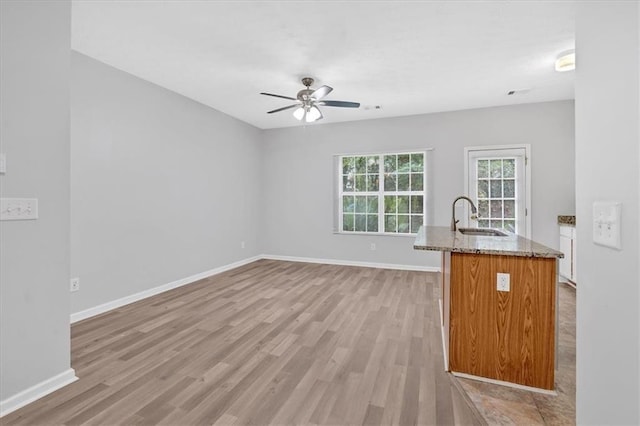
[267,104,300,114]
[319,100,360,108]
[260,92,297,101]
[311,85,333,100]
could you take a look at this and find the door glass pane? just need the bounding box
[490,200,503,218]
[503,179,515,198]
[504,220,516,233]
[477,160,489,178]
[490,180,502,198]
[478,200,489,218]
[503,159,515,178]
[477,180,488,198]
[504,200,515,218]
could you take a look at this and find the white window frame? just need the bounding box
[463,144,531,238]
[336,150,428,236]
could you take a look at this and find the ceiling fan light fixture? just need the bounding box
[293,106,305,120]
[555,49,575,72]
[306,105,321,122]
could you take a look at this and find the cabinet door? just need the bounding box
[559,235,572,279]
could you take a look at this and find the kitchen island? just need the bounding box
[414,226,563,392]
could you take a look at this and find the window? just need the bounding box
[465,146,530,237]
[339,152,426,234]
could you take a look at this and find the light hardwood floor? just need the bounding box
[3,260,484,425]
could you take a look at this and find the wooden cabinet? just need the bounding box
[559,225,576,283]
[447,252,556,390]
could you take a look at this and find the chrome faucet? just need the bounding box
[451,196,478,231]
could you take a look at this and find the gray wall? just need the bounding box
[0,1,72,400]
[261,101,575,268]
[70,52,263,314]
[575,2,639,424]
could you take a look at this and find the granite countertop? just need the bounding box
[558,215,576,226]
[413,226,564,258]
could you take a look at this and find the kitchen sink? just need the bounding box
[457,227,508,237]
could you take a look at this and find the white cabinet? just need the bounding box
[559,225,577,283]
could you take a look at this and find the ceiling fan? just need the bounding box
[260,77,360,123]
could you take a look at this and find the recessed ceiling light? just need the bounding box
[555,49,575,72]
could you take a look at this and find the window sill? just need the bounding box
[333,231,418,238]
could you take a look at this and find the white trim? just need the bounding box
[451,371,557,396]
[70,256,262,323]
[332,147,434,157]
[261,254,440,272]
[438,298,448,371]
[0,368,77,417]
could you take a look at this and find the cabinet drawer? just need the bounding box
[559,225,575,238]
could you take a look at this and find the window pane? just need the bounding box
[355,156,367,174]
[367,215,379,232]
[477,180,488,198]
[490,180,502,198]
[490,220,502,229]
[355,175,366,192]
[478,219,490,228]
[503,180,515,198]
[504,220,516,233]
[398,196,409,213]
[343,214,354,231]
[411,173,423,191]
[504,200,515,218]
[398,154,410,172]
[503,159,515,178]
[490,200,503,218]
[343,196,355,213]
[367,174,379,191]
[355,214,367,232]
[384,196,396,213]
[367,156,379,173]
[367,196,378,214]
[397,174,410,191]
[384,174,396,191]
[478,200,489,218]
[410,215,423,233]
[355,196,367,213]
[342,157,355,174]
[477,160,489,178]
[397,215,410,233]
[384,155,397,173]
[343,175,354,192]
[411,195,423,214]
[385,215,397,232]
[490,160,502,178]
[410,153,424,172]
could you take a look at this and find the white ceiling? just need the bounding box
[71,1,576,130]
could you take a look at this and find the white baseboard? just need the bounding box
[70,255,262,323]
[71,254,439,324]
[0,368,77,418]
[451,371,557,396]
[261,254,440,273]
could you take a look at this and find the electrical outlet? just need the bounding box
[370,243,376,251]
[70,278,80,292]
[497,273,510,292]
[241,241,245,249]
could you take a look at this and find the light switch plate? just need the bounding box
[593,201,621,250]
[0,198,38,221]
